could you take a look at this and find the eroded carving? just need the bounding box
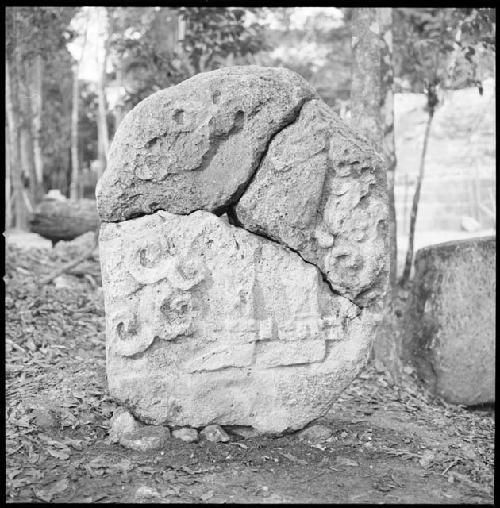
[98,66,387,433]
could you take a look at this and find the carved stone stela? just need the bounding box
[97,66,388,433]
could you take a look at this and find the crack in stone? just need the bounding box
[104,94,363,312]
[225,213,362,312]
[212,96,314,216]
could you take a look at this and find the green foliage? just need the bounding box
[393,8,495,93]
[179,7,267,72]
[257,8,351,114]
[5,7,76,62]
[108,7,269,110]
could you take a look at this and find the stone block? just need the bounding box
[97,66,388,434]
[403,236,495,405]
[235,99,387,307]
[96,66,317,222]
[100,211,379,433]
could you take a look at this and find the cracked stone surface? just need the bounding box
[100,211,379,433]
[234,99,388,307]
[96,66,317,222]
[97,66,388,434]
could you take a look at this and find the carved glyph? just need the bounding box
[97,66,387,433]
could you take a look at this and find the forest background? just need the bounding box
[5,6,496,295]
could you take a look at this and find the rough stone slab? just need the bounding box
[96,66,317,222]
[235,99,388,307]
[100,211,379,433]
[403,236,495,405]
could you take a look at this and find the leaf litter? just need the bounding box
[5,238,494,503]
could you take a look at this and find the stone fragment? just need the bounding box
[119,425,170,452]
[96,66,317,222]
[297,424,333,442]
[403,237,495,405]
[109,408,141,443]
[200,424,230,443]
[235,99,388,307]
[172,427,199,443]
[100,211,380,433]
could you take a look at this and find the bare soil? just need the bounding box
[5,234,494,504]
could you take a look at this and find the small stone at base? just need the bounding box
[200,424,230,443]
[120,425,170,452]
[172,427,199,443]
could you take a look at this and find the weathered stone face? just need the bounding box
[403,237,495,406]
[96,66,317,222]
[234,99,387,307]
[97,66,388,434]
[100,211,378,433]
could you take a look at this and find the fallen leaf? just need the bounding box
[278,451,307,464]
[34,478,68,502]
[47,448,71,460]
[336,456,359,467]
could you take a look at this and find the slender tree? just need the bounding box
[70,9,89,199]
[395,8,495,285]
[350,8,382,146]
[31,54,44,198]
[6,58,29,229]
[399,81,437,286]
[378,8,398,288]
[96,7,110,179]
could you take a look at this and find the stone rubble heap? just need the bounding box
[97,66,388,434]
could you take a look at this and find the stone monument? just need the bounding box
[97,66,388,434]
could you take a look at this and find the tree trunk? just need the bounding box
[18,60,37,208]
[6,123,12,229]
[70,66,80,199]
[365,8,403,383]
[350,8,382,147]
[70,13,90,199]
[400,112,434,286]
[97,9,110,179]
[378,7,398,288]
[6,59,29,230]
[32,54,44,200]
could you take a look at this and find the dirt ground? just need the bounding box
[5,234,494,504]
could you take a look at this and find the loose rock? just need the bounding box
[109,408,140,443]
[200,424,230,443]
[119,425,170,452]
[172,427,199,443]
